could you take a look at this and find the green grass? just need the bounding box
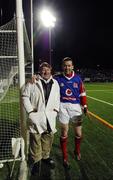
[1,82,113,179]
[0,161,21,180]
[0,86,20,121]
[51,82,113,180]
[86,82,113,125]
[0,86,21,180]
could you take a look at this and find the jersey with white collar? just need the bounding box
[54,73,87,106]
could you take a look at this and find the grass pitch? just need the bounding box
[0,82,113,180]
[51,82,113,180]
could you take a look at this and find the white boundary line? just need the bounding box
[87,95,113,106]
[87,89,113,92]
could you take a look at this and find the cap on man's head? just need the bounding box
[39,62,52,70]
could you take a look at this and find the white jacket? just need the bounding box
[22,77,60,134]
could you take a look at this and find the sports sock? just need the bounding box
[75,136,82,155]
[60,136,68,161]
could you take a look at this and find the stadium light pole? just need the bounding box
[31,0,34,75]
[40,9,56,65]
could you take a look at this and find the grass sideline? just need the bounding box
[0,82,113,179]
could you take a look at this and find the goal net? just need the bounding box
[0,17,32,163]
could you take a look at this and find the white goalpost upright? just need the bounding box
[16,0,25,88]
[16,0,27,179]
[16,0,26,158]
[16,0,26,139]
[30,0,34,75]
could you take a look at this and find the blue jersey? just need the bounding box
[54,72,86,105]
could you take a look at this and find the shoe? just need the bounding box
[42,158,55,169]
[74,150,81,161]
[31,161,41,176]
[63,159,70,169]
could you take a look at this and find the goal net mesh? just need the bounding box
[0,17,32,162]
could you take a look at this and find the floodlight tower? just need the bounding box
[40,9,56,65]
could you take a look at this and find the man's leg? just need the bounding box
[60,123,70,168]
[71,115,83,161]
[74,125,82,160]
[41,132,55,168]
[29,133,42,163]
[29,133,42,175]
[41,132,54,159]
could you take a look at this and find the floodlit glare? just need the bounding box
[40,9,56,27]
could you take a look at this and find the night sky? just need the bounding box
[0,0,113,71]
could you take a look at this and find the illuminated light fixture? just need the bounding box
[40,9,56,28]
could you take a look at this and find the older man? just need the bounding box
[22,62,60,175]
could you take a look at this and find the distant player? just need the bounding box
[54,57,87,168]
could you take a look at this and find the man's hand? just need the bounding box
[27,74,40,84]
[84,106,87,115]
[31,75,39,83]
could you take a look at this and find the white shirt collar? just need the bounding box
[40,75,53,84]
[63,71,75,80]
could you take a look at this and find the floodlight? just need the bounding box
[40,9,56,28]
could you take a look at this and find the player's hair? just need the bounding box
[39,62,52,70]
[62,57,73,64]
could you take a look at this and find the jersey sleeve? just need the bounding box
[79,81,87,107]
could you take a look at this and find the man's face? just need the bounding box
[40,66,52,80]
[62,60,74,75]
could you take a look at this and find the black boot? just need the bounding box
[31,161,41,176]
[42,158,55,169]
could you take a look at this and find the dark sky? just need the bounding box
[0,0,113,71]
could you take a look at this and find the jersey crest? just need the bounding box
[73,82,78,88]
[65,88,72,96]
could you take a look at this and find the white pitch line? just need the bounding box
[87,89,113,92]
[87,96,113,106]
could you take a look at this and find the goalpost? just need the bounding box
[0,1,32,177]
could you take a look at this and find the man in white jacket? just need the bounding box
[22,62,60,175]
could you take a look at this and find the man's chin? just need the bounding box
[65,72,71,75]
[43,76,50,80]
